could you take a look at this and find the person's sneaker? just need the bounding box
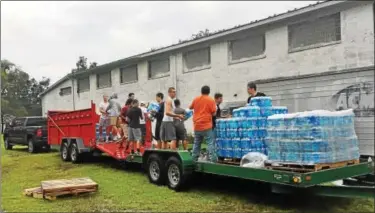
[112,136,118,141]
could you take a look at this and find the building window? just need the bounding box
[120,65,138,84]
[96,71,112,89]
[148,58,170,79]
[77,77,90,93]
[59,87,72,96]
[229,34,265,62]
[183,47,210,72]
[288,13,341,51]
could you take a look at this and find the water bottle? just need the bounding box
[257,117,267,128]
[233,109,240,118]
[260,107,272,117]
[238,107,247,118]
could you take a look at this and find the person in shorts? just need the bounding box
[126,99,144,154]
[173,99,188,150]
[98,94,110,142]
[106,93,122,142]
[160,87,184,150]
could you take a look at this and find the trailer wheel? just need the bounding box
[146,154,165,185]
[70,143,81,163]
[166,156,189,191]
[4,137,13,150]
[61,142,70,161]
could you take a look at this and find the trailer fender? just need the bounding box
[62,137,91,154]
[142,150,194,175]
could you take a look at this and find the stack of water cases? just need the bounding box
[215,97,288,159]
[266,109,360,164]
[95,123,113,141]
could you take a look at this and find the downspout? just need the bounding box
[174,54,178,98]
[71,69,76,110]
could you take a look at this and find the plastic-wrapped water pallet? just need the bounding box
[265,109,360,166]
[216,96,288,161]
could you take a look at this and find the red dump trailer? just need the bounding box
[47,102,152,163]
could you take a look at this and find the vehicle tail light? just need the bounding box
[37,129,43,137]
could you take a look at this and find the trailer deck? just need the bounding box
[47,102,375,199]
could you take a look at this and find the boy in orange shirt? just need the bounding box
[189,85,217,162]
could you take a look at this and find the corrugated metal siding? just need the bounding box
[258,69,374,156]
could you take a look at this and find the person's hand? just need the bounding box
[178,114,184,120]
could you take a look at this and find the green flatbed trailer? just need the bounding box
[124,149,375,199]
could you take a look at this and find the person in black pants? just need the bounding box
[154,92,164,149]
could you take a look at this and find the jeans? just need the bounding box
[192,129,217,162]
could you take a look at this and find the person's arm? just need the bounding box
[188,98,195,110]
[106,101,113,113]
[99,104,106,114]
[165,99,183,119]
[211,100,217,116]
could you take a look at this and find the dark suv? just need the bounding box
[3,116,48,153]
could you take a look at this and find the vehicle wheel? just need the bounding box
[4,137,13,150]
[61,142,70,161]
[166,156,190,191]
[70,143,81,163]
[28,139,38,153]
[146,154,165,185]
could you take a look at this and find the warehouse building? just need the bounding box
[41,1,374,156]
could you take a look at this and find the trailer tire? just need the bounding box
[146,154,165,185]
[166,156,189,191]
[4,137,13,150]
[61,142,70,161]
[70,143,81,164]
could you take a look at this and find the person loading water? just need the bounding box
[173,99,188,150]
[247,82,266,104]
[189,85,217,162]
[106,93,122,141]
[160,87,184,150]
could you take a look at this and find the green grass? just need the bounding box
[1,137,374,212]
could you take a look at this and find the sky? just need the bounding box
[1,1,318,84]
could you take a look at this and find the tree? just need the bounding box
[76,56,88,71]
[75,56,98,71]
[1,59,51,127]
[89,62,97,69]
[191,29,211,40]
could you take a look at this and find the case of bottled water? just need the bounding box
[248,97,272,108]
[147,102,160,112]
[95,123,113,140]
[266,109,360,164]
[185,109,193,120]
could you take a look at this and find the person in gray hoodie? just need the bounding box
[105,93,122,142]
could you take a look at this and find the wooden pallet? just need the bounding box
[218,157,241,165]
[265,159,360,172]
[24,177,98,200]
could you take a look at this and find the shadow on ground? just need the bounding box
[79,154,355,212]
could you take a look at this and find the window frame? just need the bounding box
[96,71,112,89]
[183,47,211,73]
[148,57,170,79]
[59,87,72,96]
[287,13,342,53]
[26,117,47,126]
[120,65,138,84]
[77,77,90,93]
[228,34,266,65]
